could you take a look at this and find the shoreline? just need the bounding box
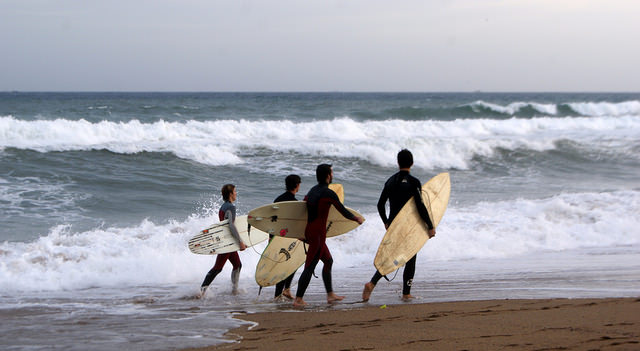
[184,297,640,351]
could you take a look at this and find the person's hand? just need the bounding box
[239,242,247,251]
[355,216,364,225]
[427,228,436,238]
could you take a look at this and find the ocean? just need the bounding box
[1,92,639,350]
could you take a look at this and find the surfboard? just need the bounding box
[329,183,344,204]
[254,184,345,288]
[247,196,363,239]
[373,172,450,276]
[188,215,269,255]
[255,236,307,287]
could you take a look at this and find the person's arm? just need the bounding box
[377,186,389,228]
[413,181,436,237]
[328,190,363,224]
[226,209,247,250]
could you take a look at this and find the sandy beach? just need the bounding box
[185,297,640,351]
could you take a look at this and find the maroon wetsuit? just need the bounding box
[200,201,241,289]
[295,183,357,298]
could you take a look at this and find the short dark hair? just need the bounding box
[315,164,332,183]
[397,149,414,168]
[285,174,301,191]
[221,184,235,201]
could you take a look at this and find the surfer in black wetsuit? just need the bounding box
[362,149,435,302]
[293,164,364,307]
[272,174,302,300]
[199,184,247,298]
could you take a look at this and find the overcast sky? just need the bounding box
[1,0,639,92]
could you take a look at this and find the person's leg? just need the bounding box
[362,270,383,301]
[200,253,230,296]
[201,268,222,289]
[274,280,286,298]
[294,240,321,306]
[281,271,296,298]
[319,244,344,303]
[320,244,334,293]
[402,255,416,299]
[229,252,242,295]
[275,271,295,299]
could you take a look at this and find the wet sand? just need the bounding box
[184,297,640,350]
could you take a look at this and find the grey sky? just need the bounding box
[1,0,639,92]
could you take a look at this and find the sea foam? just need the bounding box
[1,190,638,292]
[466,100,640,117]
[2,115,639,170]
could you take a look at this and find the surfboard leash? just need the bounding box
[246,223,286,263]
[422,188,435,227]
[383,269,400,283]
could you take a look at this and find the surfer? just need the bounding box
[272,174,302,300]
[199,184,247,297]
[362,149,436,302]
[293,164,364,307]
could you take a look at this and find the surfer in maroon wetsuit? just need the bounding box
[199,184,247,298]
[293,164,364,307]
[362,149,435,302]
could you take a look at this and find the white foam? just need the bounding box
[469,100,558,115]
[333,190,640,264]
[568,101,640,117]
[1,190,638,293]
[1,115,639,170]
[467,100,640,117]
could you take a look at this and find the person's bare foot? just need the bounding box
[401,294,414,301]
[282,288,293,300]
[327,292,345,304]
[293,297,307,307]
[362,282,375,302]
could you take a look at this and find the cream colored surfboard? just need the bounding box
[330,183,344,204]
[188,215,269,255]
[254,184,345,287]
[255,235,307,287]
[247,187,363,239]
[374,173,450,276]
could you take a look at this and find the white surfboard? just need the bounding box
[374,173,450,276]
[254,184,345,287]
[247,200,363,239]
[188,215,269,255]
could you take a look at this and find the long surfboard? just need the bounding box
[374,173,450,276]
[254,184,345,287]
[247,200,363,239]
[188,215,269,255]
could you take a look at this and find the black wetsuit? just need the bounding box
[371,170,433,295]
[272,191,297,297]
[295,183,357,299]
